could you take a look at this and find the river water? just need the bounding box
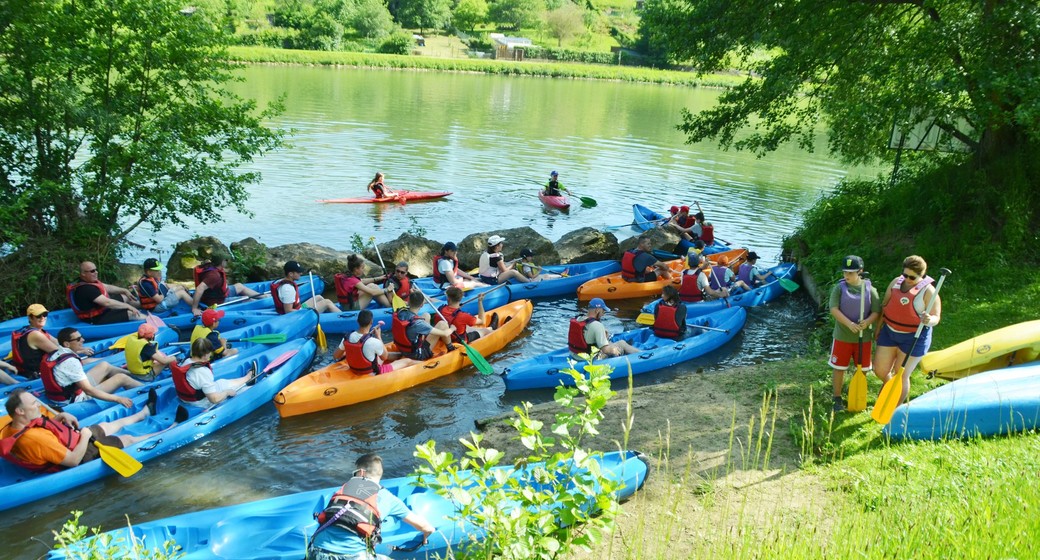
[7,66,865,558]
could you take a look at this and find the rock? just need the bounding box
[366,233,443,278]
[167,237,232,282]
[265,242,372,282]
[618,227,682,255]
[554,228,620,263]
[228,238,270,282]
[113,263,143,288]
[456,227,555,270]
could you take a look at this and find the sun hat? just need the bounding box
[487,235,506,246]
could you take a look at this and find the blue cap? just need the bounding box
[443,241,457,252]
[588,297,607,310]
[550,170,558,176]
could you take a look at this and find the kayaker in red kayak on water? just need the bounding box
[366,171,398,199]
[543,170,568,196]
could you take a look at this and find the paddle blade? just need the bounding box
[778,278,800,292]
[145,313,167,328]
[871,370,904,424]
[109,334,133,350]
[316,323,328,352]
[579,196,597,208]
[231,333,288,344]
[392,292,407,311]
[847,365,867,412]
[262,349,300,375]
[636,313,655,326]
[94,441,142,477]
[462,342,494,375]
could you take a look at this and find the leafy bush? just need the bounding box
[236,28,300,48]
[378,32,415,54]
[53,511,183,559]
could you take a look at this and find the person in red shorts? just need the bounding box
[828,255,880,412]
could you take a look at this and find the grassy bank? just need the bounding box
[227,46,747,87]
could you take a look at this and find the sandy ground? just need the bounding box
[475,358,836,558]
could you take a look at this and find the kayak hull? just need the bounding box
[49,450,649,560]
[640,263,797,318]
[884,363,1040,441]
[919,319,1040,380]
[576,248,748,301]
[538,191,570,211]
[277,300,533,417]
[317,190,452,204]
[502,307,747,390]
[410,260,622,302]
[632,204,728,254]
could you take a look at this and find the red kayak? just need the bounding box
[538,190,570,211]
[318,190,452,204]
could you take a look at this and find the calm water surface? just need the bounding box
[8,66,863,558]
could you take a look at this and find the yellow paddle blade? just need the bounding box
[94,440,142,477]
[847,365,867,412]
[871,368,904,424]
[392,291,407,311]
[108,334,133,350]
[635,313,655,326]
[316,323,328,352]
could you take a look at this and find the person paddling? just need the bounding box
[334,310,420,375]
[392,291,453,360]
[544,170,568,197]
[366,172,398,199]
[190,309,237,359]
[174,338,255,407]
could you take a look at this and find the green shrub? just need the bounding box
[53,511,183,559]
[378,33,414,54]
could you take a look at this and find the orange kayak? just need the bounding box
[576,248,748,301]
[274,300,533,417]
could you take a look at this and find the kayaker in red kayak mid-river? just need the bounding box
[366,171,398,199]
[543,170,567,197]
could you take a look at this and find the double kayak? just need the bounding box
[885,362,1040,441]
[317,284,511,335]
[502,307,746,390]
[317,190,452,204]
[538,190,570,211]
[639,263,797,319]
[576,248,748,301]
[632,204,729,255]
[0,339,317,512]
[277,300,533,417]
[919,319,1040,380]
[50,450,649,559]
[498,259,621,299]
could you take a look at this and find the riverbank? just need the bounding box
[227,46,747,88]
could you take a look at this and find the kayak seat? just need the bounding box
[208,513,309,556]
[404,490,453,520]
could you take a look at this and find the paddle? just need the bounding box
[778,278,800,292]
[94,440,142,477]
[530,178,596,207]
[417,290,494,375]
[459,282,509,306]
[871,268,951,424]
[847,272,870,413]
[705,263,732,309]
[169,333,288,346]
[635,310,729,332]
[308,271,328,352]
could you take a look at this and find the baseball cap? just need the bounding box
[669,205,679,215]
[687,252,705,267]
[137,323,158,339]
[488,235,506,246]
[442,241,457,252]
[27,303,48,317]
[842,255,864,272]
[550,170,558,177]
[680,205,690,213]
[747,252,760,261]
[143,258,163,271]
[519,248,533,258]
[202,308,225,327]
[588,297,608,310]
[284,260,305,274]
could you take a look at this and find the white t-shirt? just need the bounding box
[340,331,385,362]
[437,258,457,286]
[277,283,297,305]
[182,358,235,407]
[49,347,91,404]
[477,251,501,278]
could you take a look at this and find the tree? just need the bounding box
[352,0,396,38]
[545,3,584,47]
[640,0,1040,167]
[488,0,543,31]
[397,0,452,34]
[0,0,285,314]
[452,0,489,34]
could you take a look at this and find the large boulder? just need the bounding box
[456,227,555,270]
[365,233,443,278]
[167,236,232,282]
[228,238,271,282]
[618,227,682,254]
[265,242,374,281]
[554,228,620,263]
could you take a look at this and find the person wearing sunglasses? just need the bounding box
[9,304,61,379]
[67,261,142,324]
[385,261,413,303]
[39,328,142,408]
[873,255,942,404]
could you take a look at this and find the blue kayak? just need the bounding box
[884,363,1040,441]
[49,450,648,559]
[318,284,511,335]
[640,263,797,319]
[632,204,729,255]
[0,278,324,341]
[502,307,747,390]
[0,339,317,512]
[501,259,621,299]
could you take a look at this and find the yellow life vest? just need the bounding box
[124,334,154,376]
[190,325,225,356]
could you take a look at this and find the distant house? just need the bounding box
[489,33,533,61]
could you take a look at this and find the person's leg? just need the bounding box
[614,340,640,355]
[95,372,142,393]
[500,269,528,283]
[87,363,140,389]
[427,323,451,350]
[232,282,263,298]
[389,357,421,370]
[93,407,150,438]
[170,285,194,305]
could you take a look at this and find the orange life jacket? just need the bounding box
[0,416,82,473]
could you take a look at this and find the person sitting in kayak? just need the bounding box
[621,236,672,283]
[190,309,237,360]
[334,310,420,375]
[190,254,266,317]
[568,298,638,359]
[392,291,453,360]
[68,261,143,325]
[335,255,393,310]
[274,260,338,314]
[174,338,255,408]
[543,170,567,197]
[653,285,687,340]
[736,251,775,288]
[10,304,60,379]
[708,255,750,294]
[433,242,484,290]
[438,287,498,343]
[516,248,565,281]
[478,235,529,285]
[0,359,18,386]
[133,258,193,313]
[366,171,398,199]
[308,453,435,560]
[124,323,180,380]
[668,206,699,242]
[683,253,729,302]
[386,261,413,303]
[1,387,170,473]
[40,328,142,408]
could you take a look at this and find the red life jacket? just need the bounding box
[883,276,934,331]
[343,333,379,375]
[620,250,644,281]
[388,275,410,300]
[432,255,459,286]
[678,270,706,303]
[437,305,468,337]
[371,181,387,198]
[271,278,300,314]
[567,318,597,354]
[66,280,108,320]
[0,416,82,473]
[10,326,46,377]
[334,273,361,307]
[135,276,161,310]
[392,310,421,353]
[193,264,228,306]
[40,351,83,404]
[653,303,682,339]
[171,360,209,402]
[313,476,383,543]
[700,225,715,245]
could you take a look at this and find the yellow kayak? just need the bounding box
[920,319,1040,380]
[274,300,533,417]
[576,248,748,301]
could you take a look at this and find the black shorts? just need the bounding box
[465,331,480,343]
[80,425,125,464]
[85,308,132,325]
[405,341,434,361]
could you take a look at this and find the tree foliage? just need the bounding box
[640,0,1040,166]
[397,0,453,34]
[0,0,284,314]
[452,0,489,33]
[488,0,543,31]
[352,0,397,38]
[545,3,585,47]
